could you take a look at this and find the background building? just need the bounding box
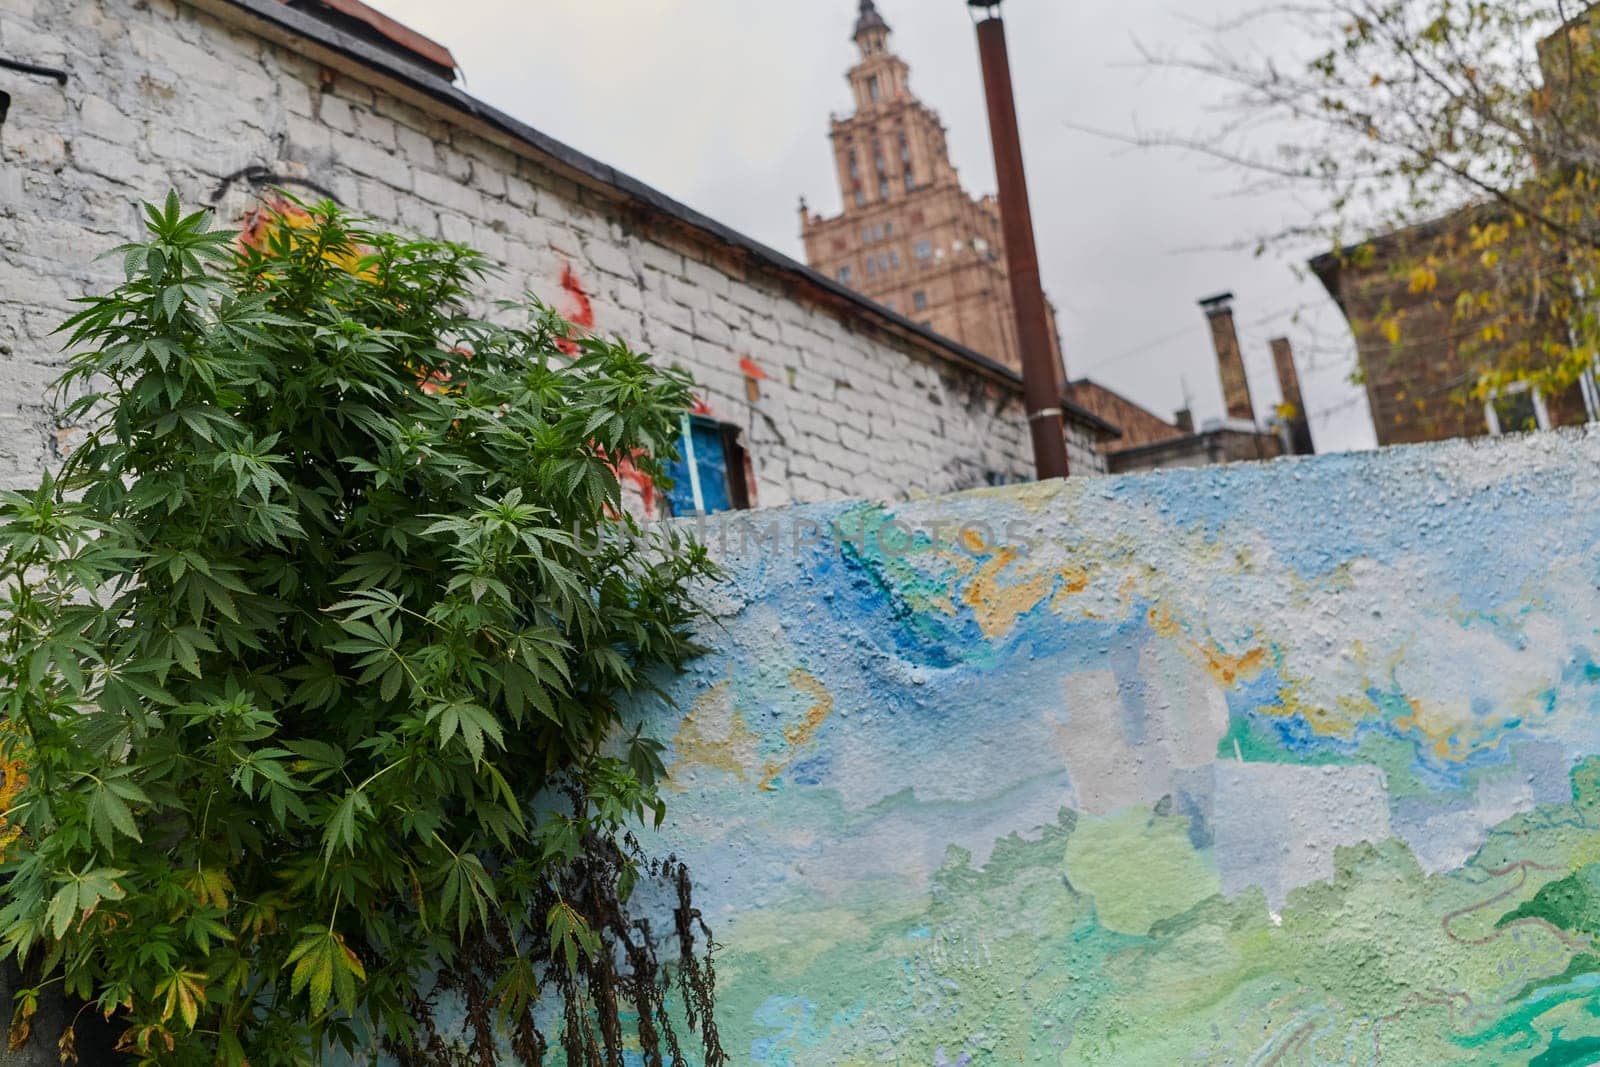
[801,2,1317,476]
[0,0,1119,527]
[1312,8,1600,447]
[1312,216,1595,447]
[1069,294,1311,473]
[799,1,1063,380]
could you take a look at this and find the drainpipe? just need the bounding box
[968,0,1070,480]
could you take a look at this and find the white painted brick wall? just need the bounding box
[0,0,1106,500]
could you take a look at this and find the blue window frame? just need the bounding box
[665,415,750,517]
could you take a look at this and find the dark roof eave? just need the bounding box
[206,0,1101,429]
[1308,250,1343,310]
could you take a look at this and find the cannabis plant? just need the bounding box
[0,195,724,1064]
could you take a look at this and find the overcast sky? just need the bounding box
[370,0,1379,452]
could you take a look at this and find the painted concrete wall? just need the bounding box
[0,0,1106,503]
[646,428,1600,1065]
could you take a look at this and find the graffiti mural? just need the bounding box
[640,430,1600,1065]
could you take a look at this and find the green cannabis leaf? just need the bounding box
[0,195,724,1063]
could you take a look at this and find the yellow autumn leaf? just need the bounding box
[337,934,367,982]
[1381,318,1402,344]
[7,986,36,1051]
[184,868,233,911]
[155,970,207,1032]
[1407,265,1438,294]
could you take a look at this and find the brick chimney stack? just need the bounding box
[1199,293,1255,424]
[1270,336,1316,455]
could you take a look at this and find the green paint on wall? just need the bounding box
[1064,807,1221,935]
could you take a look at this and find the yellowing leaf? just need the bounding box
[8,987,37,1052]
[184,868,234,911]
[154,970,207,1032]
[1407,265,1438,294]
[287,927,367,1016]
[338,936,367,982]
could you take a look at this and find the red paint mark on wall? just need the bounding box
[417,346,473,396]
[692,396,714,416]
[595,445,659,518]
[739,355,769,403]
[556,264,596,355]
[237,195,305,251]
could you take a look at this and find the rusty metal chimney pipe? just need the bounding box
[970,3,1070,480]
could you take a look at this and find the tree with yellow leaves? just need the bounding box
[1138,1,1600,428]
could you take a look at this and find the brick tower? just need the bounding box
[800,1,1063,378]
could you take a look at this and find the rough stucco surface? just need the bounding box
[640,428,1600,1065]
[0,0,1105,504]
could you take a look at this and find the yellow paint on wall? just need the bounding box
[759,669,836,792]
[1260,689,1364,740]
[1147,604,1181,639]
[0,720,28,861]
[960,547,1058,639]
[1196,644,1268,687]
[666,682,760,787]
[1395,698,1485,762]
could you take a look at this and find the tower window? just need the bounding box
[865,258,878,277]
[868,76,880,102]
[914,290,929,312]
[838,265,854,284]
[878,178,891,200]
[854,190,867,208]
[889,249,902,268]
[915,240,933,262]
[905,172,916,192]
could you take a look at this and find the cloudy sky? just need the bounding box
[370,0,1379,452]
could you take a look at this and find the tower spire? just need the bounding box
[854,0,889,39]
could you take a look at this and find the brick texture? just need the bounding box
[0,0,1107,499]
[1314,215,1590,447]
